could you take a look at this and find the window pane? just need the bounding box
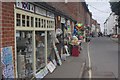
[17,13,20,18]
[22,15,25,26]
[31,17,34,27]
[27,16,29,27]
[39,18,40,27]
[47,31,55,61]
[47,20,48,28]
[44,20,46,28]
[41,19,43,28]
[35,31,45,72]
[16,31,33,78]
[16,14,21,26]
[35,18,37,27]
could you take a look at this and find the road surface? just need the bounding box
[82,37,118,78]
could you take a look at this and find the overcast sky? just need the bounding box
[85,0,112,32]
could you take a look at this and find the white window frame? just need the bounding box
[14,8,55,78]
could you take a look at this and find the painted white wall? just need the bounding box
[104,13,118,35]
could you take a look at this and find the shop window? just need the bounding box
[22,15,25,26]
[47,31,55,61]
[16,31,33,78]
[27,16,30,27]
[35,31,45,72]
[31,17,34,27]
[16,13,21,26]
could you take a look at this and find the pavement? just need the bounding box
[44,50,86,78]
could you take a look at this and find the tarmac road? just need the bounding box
[82,37,118,79]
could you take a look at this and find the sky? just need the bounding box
[85,0,112,32]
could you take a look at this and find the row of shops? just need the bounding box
[1,2,90,79]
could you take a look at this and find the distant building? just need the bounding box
[104,12,118,36]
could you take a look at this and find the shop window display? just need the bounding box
[35,31,46,72]
[16,31,33,78]
[47,31,55,61]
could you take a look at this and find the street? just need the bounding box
[82,37,118,78]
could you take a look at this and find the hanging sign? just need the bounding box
[1,46,14,78]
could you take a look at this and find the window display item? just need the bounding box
[16,31,33,78]
[46,61,56,73]
[64,45,70,57]
[35,31,45,71]
[53,42,62,65]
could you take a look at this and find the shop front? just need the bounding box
[15,2,55,78]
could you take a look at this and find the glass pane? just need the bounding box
[39,18,40,27]
[17,13,20,18]
[35,18,37,27]
[44,20,46,28]
[47,31,55,61]
[16,31,33,78]
[16,14,21,26]
[27,16,29,27]
[35,31,45,72]
[17,19,21,26]
[47,20,48,28]
[22,15,25,26]
[31,17,34,27]
[41,19,43,28]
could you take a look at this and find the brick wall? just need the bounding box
[0,2,2,51]
[48,2,80,22]
[1,2,16,77]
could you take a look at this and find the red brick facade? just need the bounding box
[48,2,92,26]
[1,2,16,77]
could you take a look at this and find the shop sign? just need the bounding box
[61,17,65,23]
[35,6,46,16]
[1,46,14,78]
[47,11,54,18]
[16,2,34,12]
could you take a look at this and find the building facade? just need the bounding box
[104,12,118,36]
[1,2,93,78]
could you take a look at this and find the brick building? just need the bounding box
[1,2,92,78]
